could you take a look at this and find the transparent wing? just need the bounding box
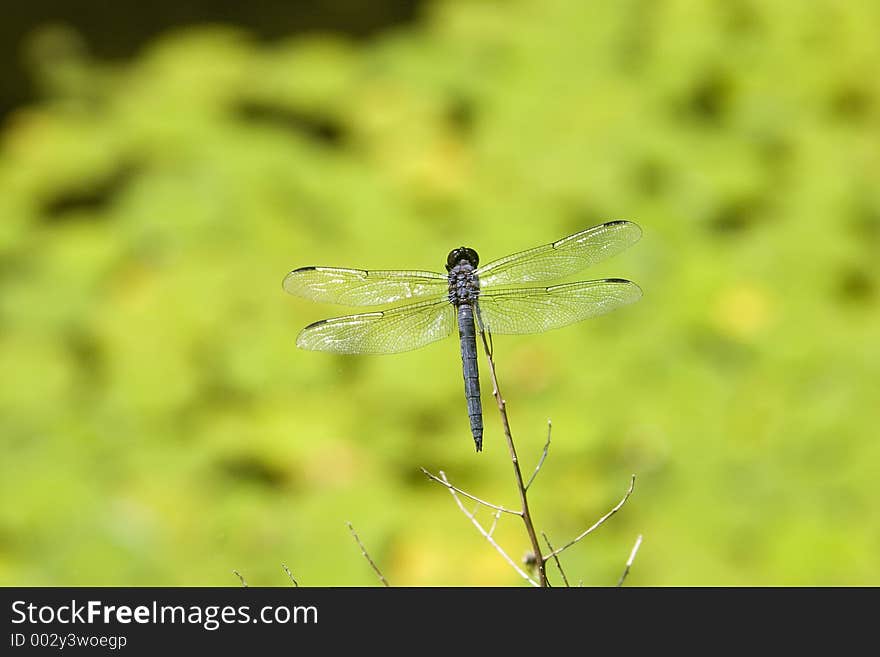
[296,298,455,354]
[476,279,642,335]
[476,221,642,288]
[283,266,448,306]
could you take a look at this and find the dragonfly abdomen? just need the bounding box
[457,302,483,452]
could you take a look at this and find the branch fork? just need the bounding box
[421,327,641,586]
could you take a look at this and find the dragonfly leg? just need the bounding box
[474,304,494,359]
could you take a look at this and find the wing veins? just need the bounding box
[475,221,642,288]
[296,297,455,354]
[284,266,447,306]
[476,279,641,334]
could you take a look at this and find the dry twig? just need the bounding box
[478,329,548,586]
[543,475,636,562]
[542,532,570,587]
[617,534,643,587]
[282,563,299,587]
[487,509,502,538]
[525,420,552,492]
[440,472,539,586]
[347,521,389,587]
[420,468,519,515]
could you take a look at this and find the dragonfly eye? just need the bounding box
[446,247,479,270]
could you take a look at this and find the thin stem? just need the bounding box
[488,509,502,538]
[232,570,248,587]
[543,474,636,562]
[440,471,539,586]
[282,563,299,587]
[542,531,570,587]
[525,419,553,492]
[421,467,521,516]
[479,329,548,587]
[617,534,643,587]
[347,521,389,587]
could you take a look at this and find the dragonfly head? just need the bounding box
[445,247,479,271]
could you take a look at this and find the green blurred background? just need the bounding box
[1,0,878,586]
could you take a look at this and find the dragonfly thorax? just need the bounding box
[446,254,480,306]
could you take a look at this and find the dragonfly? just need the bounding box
[284,220,642,452]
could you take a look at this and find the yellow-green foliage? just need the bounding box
[1,0,878,585]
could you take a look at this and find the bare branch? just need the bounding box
[542,532,570,587]
[232,570,248,587]
[543,474,636,562]
[282,563,299,587]
[425,324,636,588]
[478,329,548,586]
[488,509,502,538]
[421,467,520,516]
[347,521,389,587]
[441,471,539,587]
[525,419,553,492]
[616,534,643,587]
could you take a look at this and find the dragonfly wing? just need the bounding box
[476,279,642,335]
[284,267,448,306]
[476,221,642,288]
[296,298,456,354]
